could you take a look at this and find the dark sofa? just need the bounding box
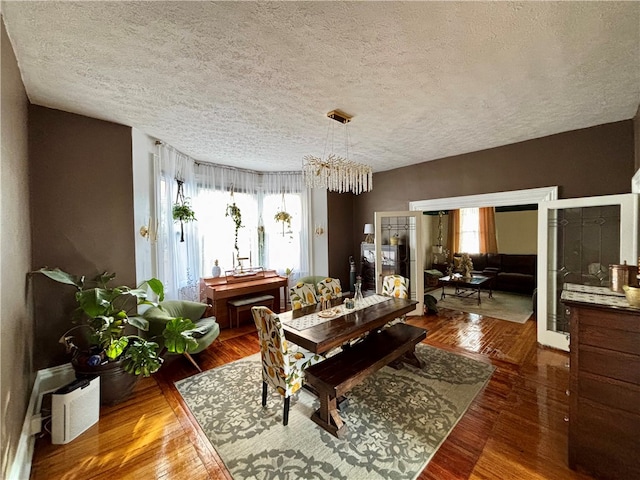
[450,253,537,294]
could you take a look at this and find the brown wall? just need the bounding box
[29,106,135,370]
[1,17,32,478]
[327,192,355,290]
[337,120,636,275]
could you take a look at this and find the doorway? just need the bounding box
[410,186,558,345]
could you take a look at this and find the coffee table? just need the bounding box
[439,275,493,305]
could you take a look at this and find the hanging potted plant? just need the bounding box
[225,190,243,262]
[173,179,197,242]
[274,210,292,236]
[274,193,293,239]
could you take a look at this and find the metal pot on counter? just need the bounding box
[609,261,639,293]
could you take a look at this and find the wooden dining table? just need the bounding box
[280,295,419,354]
[280,295,425,437]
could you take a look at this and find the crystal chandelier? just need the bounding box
[303,110,373,195]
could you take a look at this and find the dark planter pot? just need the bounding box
[73,357,138,406]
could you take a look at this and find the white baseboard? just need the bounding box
[8,363,74,480]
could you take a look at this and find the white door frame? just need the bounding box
[410,186,558,211]
[410,186,559,345]
[538,193,639,351]
[374,210,423,315]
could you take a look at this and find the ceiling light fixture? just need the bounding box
[303,110,373,195]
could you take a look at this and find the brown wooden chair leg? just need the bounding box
[183,352,202,372]
[262,381,268,407]
[283,396,290,426]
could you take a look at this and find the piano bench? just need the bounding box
[228,294,275,328]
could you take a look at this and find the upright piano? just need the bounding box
[200,269,288,329]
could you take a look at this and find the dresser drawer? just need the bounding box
[565,300,640,480]
[570,398,640,480]
[580,322,640,355]
[578,372,640,415]
[578,345,640,384]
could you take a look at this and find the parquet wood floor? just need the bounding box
[29,308,595,479]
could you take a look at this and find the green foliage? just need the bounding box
[274,210,292,228]
[162,317,198,354]
[173,180,197,242]
[123,339,163,376]
[172,201,197,223]
[33,267,189,377]
[106,336,129,360]
[225,202,243,256]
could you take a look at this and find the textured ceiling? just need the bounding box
[2,1,639,173]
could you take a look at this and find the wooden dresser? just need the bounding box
[563,298,640,479]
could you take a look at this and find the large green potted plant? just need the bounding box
[33,268,199,405]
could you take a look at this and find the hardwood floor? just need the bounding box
[30,310,595,480]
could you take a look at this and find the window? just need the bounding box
[459,207,480,253]
[262,193,302,273]
[191,187,303,276]
[194,189,258,275]
[154,145,308,300]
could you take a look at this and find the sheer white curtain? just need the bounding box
[195,167,309,278]
[154,143,311,295]
[261,172,309,278]
[154,144,201,300]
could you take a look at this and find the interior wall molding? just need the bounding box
[408,186,559,212]
[632,168,640,194]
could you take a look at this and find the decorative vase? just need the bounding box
[353,281,364,305]
[211,259,221,278]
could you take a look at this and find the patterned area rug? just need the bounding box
[175,344,494,480]
[436,287,534,324]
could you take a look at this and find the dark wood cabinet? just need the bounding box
[360,243,408,293]
[564,300,640,480]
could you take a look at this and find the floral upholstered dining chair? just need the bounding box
[317,277,342,302]
[381,274,410,328]
[289,282,318,310]
[251,306,325,426]
[382,274,409,298]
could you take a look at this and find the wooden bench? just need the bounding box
[305,323,427,438]
[227,294,275,328]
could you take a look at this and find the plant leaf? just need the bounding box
[163,317,198,354]
[128,315,149,331]
[144,278,165,302]
[122,339,162,377]
[76,288,112,317]
[105,337,129,360]
[92,271,116,287]
[34,268,84,288]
